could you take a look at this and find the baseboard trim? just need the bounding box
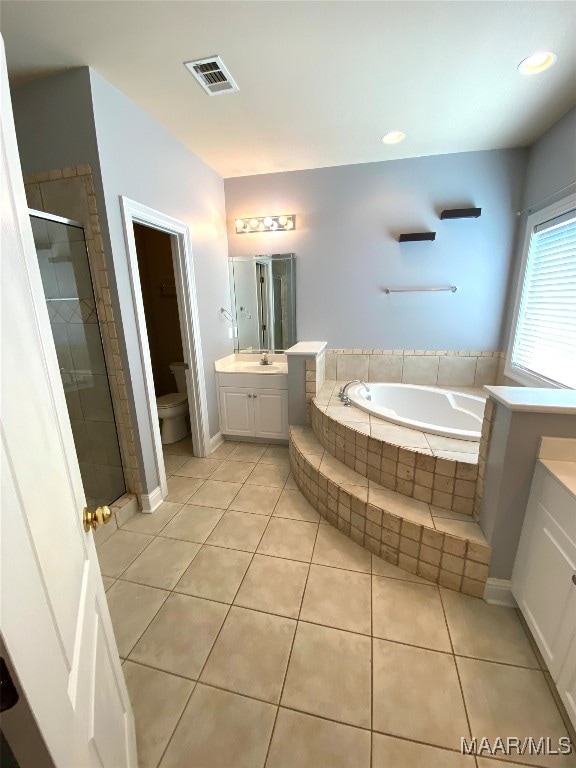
[140,486,164,514]
[484,578,517,607]
[209,431,224,453]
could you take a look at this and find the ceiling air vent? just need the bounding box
[184,56,239,96]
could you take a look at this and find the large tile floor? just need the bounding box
[99,438,575,768]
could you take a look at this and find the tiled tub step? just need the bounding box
[289,426,491,597]
[311,398,482,516]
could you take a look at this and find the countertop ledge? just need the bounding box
[484,386,576,414]
[539,459,576,500]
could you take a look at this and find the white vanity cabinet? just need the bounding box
[512,462,576,725]
[216,369,289,440]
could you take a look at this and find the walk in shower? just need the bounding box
[30,210,126,507]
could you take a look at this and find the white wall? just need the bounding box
[225,148,527,351]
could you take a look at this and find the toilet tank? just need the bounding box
[169,362,187,394]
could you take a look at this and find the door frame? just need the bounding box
[120,198,210,500]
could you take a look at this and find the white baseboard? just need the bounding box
[140,486,164,514]
[209,431,224,454]
[484,578,517,607]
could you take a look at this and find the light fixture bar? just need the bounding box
[235,215,295,234]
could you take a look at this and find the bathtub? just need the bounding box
[346,383,485,441]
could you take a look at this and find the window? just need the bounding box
[506,195,576,389]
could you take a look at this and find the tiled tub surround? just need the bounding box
[312,383,483,515]
[325,349,504,387]
[98,436,575,768]
[24,166,142,500]
[289,428,491,597]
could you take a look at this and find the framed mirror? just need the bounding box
[228,253,296,352]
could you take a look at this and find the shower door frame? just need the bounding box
[120,197,210,504]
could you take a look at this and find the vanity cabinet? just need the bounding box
[219,387,288,439]
[216,361,289,441]
[512,462,576,725]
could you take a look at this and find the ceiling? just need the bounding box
[2,1,576,178]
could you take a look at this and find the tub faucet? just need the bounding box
[339,380,370,405]
[260,351,272,366]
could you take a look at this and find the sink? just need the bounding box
[226,362,285,373]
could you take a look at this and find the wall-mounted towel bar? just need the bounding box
[382,286,457,294]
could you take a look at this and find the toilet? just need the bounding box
[157,362,189,444]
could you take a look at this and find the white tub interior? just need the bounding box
[346,383,485,440]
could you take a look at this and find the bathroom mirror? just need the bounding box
[228,253,296,352]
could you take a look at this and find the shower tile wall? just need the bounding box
[33,215,125,507]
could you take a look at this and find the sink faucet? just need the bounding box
[339,380,370,405]
[260,351,272,366]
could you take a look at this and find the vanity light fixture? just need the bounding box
[235,215,296,234]
[518,51,557,75]
[382,130,405,145]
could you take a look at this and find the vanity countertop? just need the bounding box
[215,353,288,375]
[538,437,576,499]
[539,459,576,500]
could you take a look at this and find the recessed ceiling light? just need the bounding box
[518,51,557,75]
[382,130,405,145]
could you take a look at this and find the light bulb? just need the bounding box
[250,219,259,230]
[235,219,245,231]
[270,221,278,230]
[285,219,294,230]
[258,222,266,232]
[278,216,288,226]
[381,130,405,144]
[518,51,557,75]
[263,216,273,227]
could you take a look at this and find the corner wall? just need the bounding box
[12,67,232,497]
[501,106,576,356]
[225,148,528,351]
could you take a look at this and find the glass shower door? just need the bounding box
[30,211,126,508]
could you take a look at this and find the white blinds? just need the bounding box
[511,208,576,388]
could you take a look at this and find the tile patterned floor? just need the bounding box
[98,437,575,768]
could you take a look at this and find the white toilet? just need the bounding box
[157,362,189,444]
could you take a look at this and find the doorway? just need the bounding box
[120,198,210,506]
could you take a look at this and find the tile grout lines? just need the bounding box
[155,445,295,767]
[101,439,572,768]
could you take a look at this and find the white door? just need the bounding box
[0,36,137,768]
[219,387,254,436]
[254,389,289,439]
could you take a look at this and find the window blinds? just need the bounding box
[511,208,576,388]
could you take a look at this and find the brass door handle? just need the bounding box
[83,505,112,533]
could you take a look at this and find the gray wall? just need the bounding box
[11,68,100,177]
[225,149,527,351]
[12,68,231,495]
[88,70,231,455]
[480,403,576,580]
[501,107,576,353]
[522,106,576,212]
